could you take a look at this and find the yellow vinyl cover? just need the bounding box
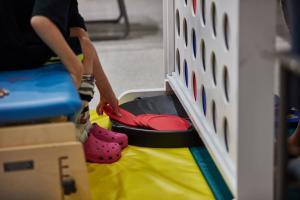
[88,111,214,200]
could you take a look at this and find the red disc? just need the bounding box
[134,114,148,127]
[149,114,190,128]
[103,105,137,127]
[193,0,197,14]
[135,114,160,128]
[147,115,190,131]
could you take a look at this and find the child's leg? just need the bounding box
[75,39,95,142]
[75,75,95,142]
[75,35,118,142]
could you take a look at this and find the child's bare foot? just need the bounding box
[288,122,300,156]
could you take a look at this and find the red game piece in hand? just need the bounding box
[103,104,137,127]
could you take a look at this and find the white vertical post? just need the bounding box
[237,0,276,198]
[164,0,276,199]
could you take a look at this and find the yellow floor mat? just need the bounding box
[88,111,214,200]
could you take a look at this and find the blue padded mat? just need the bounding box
[0,64,82,124]
[190,146,233,200]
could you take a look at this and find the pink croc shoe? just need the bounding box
[90,124,128,149]
[83,133,121,164]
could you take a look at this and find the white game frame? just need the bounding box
[163,0,276,199]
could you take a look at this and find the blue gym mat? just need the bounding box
[0,64,82,124]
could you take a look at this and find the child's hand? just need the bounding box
[97,90,120,117]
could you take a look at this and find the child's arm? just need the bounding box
[31,16,83,87]
[70,27,120,115]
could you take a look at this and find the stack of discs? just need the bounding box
[103,105,191,131]
[134,114,190,131]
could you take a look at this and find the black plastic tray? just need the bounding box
[112,94,202,148]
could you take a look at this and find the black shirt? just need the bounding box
[0,0,86,70]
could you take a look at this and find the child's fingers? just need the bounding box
[96,103,104,115]
[96,107,102,116]
[111,102,122,117]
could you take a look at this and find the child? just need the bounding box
[0,0,127,163]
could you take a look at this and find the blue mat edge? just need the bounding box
[189,146,233,200]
